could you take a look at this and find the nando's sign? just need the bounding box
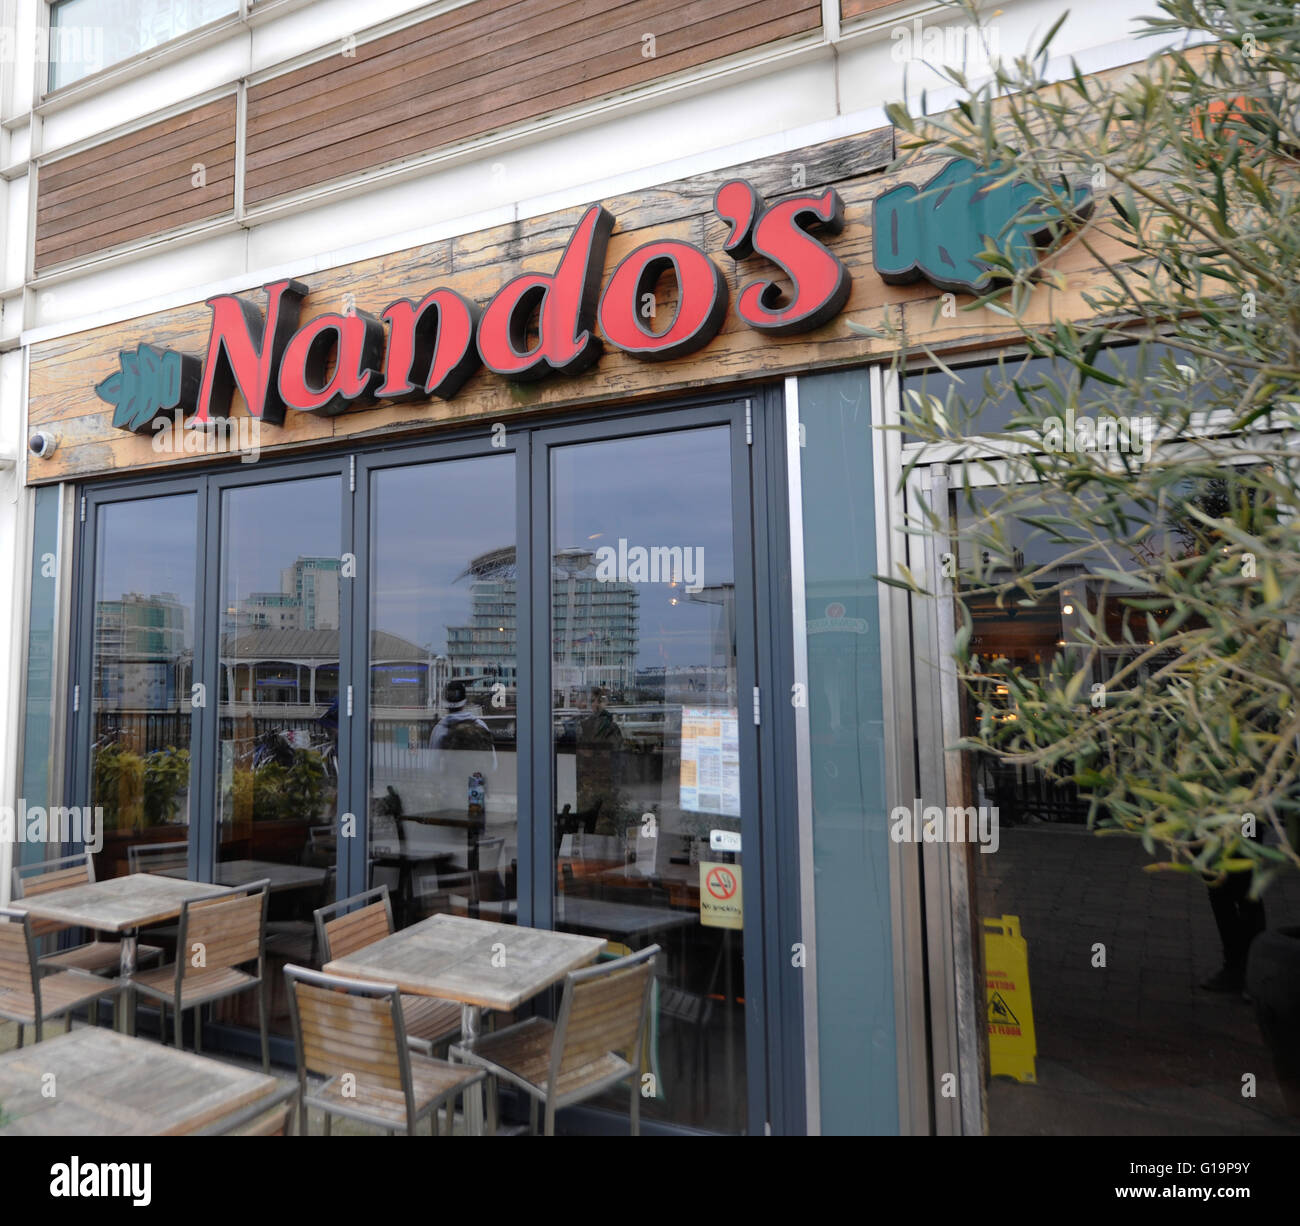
[95,160,1084,435]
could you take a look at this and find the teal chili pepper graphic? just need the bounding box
[95,342,201,434]
[873,157,1090,295]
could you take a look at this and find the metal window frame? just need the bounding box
[351,433,530,911]
[62,385,806,1135]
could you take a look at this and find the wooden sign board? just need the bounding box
[26,125,1124,484]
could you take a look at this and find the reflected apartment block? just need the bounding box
[445,547,639,705]
[92,591,191,712]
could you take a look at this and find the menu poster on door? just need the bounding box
[680,707,741,817]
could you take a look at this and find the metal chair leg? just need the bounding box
[529,1097,539,1136]
[15,1024,23,1049]
[323,1112,331,1137]
[35,1017,42,1044]
[174,1002,184,1050]
[630,1076,640,1136]
[258,982,270,1073]
[486,1074,498,1135]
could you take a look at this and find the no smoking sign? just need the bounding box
[699,861,743,929]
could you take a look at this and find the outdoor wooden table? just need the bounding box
[10,873,228,1034]
[0,1027,282,1135]
[324,913,605,1134]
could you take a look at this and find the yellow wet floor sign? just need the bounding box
[983,915,1037,1084]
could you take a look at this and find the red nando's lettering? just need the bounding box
[181,181,850,427]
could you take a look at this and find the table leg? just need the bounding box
[460,1002,483,1136]
[119,933,137,1036]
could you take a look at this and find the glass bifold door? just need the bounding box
[70,400,768,1134]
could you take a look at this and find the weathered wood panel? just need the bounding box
[27,123,1128,485]
[34,97,237,271]
[245,0,822,205]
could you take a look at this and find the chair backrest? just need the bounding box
[177,881,268,982]
[127,841,189,874]
[283,964,412,1111]
[551,945,659,1085]
[0,908,38,1003]
[12,851,94,899]
[314,885,393,964]
[12,853,95,939]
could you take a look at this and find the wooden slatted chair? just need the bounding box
[451,944,660,1136]
[314,884,461,1056]
[283,963,486,1136]
[0,907,122,1045]
[12,852,163,977]
[132,880,272,1071]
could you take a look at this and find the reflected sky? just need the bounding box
[372,454,515,651]
[90,429,738,669]
[553,427,734,669]
[96,494,197,611]
[221,476,341,594]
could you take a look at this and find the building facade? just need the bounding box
[3,0,1286,1139]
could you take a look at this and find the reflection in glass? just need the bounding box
[551,427,746,1133]
[954,484,1300,1134]
[89,494,197,881]
[216,478,341,1032]
[368,457,518,930]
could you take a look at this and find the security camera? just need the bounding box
[29,431,58,459]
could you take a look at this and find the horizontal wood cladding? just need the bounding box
[840,0,901,20]
[35,97,237,272]
[244,0,822,205]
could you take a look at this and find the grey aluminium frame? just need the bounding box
[61,385,806,1134]
[349,431,532,911]
[69,473,211,880]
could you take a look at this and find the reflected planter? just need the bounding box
[1246,925,1300,1116]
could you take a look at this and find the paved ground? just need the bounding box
[978,822,1300,1135]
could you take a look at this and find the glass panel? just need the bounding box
[19,486,62,868]
[952,481,1300,1133]
[550,426,746,1133]
[368,455,518,930]
[49,0,239,90]
[216,477,340,1031]
[796,370,897,1135]
[902,341,1229,442]
[89,493,197,880]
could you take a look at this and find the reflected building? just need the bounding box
[227,555,341,632]
[92,591,191,712]
[446,546,639,705]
